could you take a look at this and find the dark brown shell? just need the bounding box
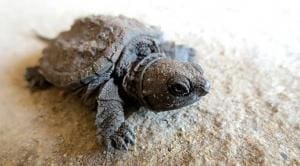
[39,15,161,87]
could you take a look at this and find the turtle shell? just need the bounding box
[39,15,162,87]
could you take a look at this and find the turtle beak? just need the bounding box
[197,78,210,96]
[201,79,210,96]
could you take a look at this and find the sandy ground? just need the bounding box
[0,0,299,165]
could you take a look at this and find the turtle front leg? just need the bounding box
[96,79,135,151]
[160,41,196,62]
[25,66,52,90]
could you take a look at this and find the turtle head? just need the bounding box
[123,53,210,111]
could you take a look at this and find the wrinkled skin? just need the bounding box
[123,53,210,111]
[140,57,210,111]
[25,15,210,152]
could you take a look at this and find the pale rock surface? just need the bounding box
[0,0,299,165]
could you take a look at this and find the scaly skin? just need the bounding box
[96,79,135,151]
[25,15,210,152]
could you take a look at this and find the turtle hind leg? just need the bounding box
[160,41,196,62]
[25,66,52,90]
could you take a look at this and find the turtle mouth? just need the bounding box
[148,96,201,111]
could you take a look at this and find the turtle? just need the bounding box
[25,15,210,151]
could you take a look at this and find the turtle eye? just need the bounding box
[168,75,191,96]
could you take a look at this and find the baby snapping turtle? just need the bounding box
[25,15,210,151]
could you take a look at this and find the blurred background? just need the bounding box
[0,0,299,165]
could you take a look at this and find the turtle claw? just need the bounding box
[124,133,135,146]
[110,135,128,150]
[25,66,51,90]
[118,122,136,146]
[108,122,135,150]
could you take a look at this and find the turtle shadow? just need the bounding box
[5,52,110,162]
